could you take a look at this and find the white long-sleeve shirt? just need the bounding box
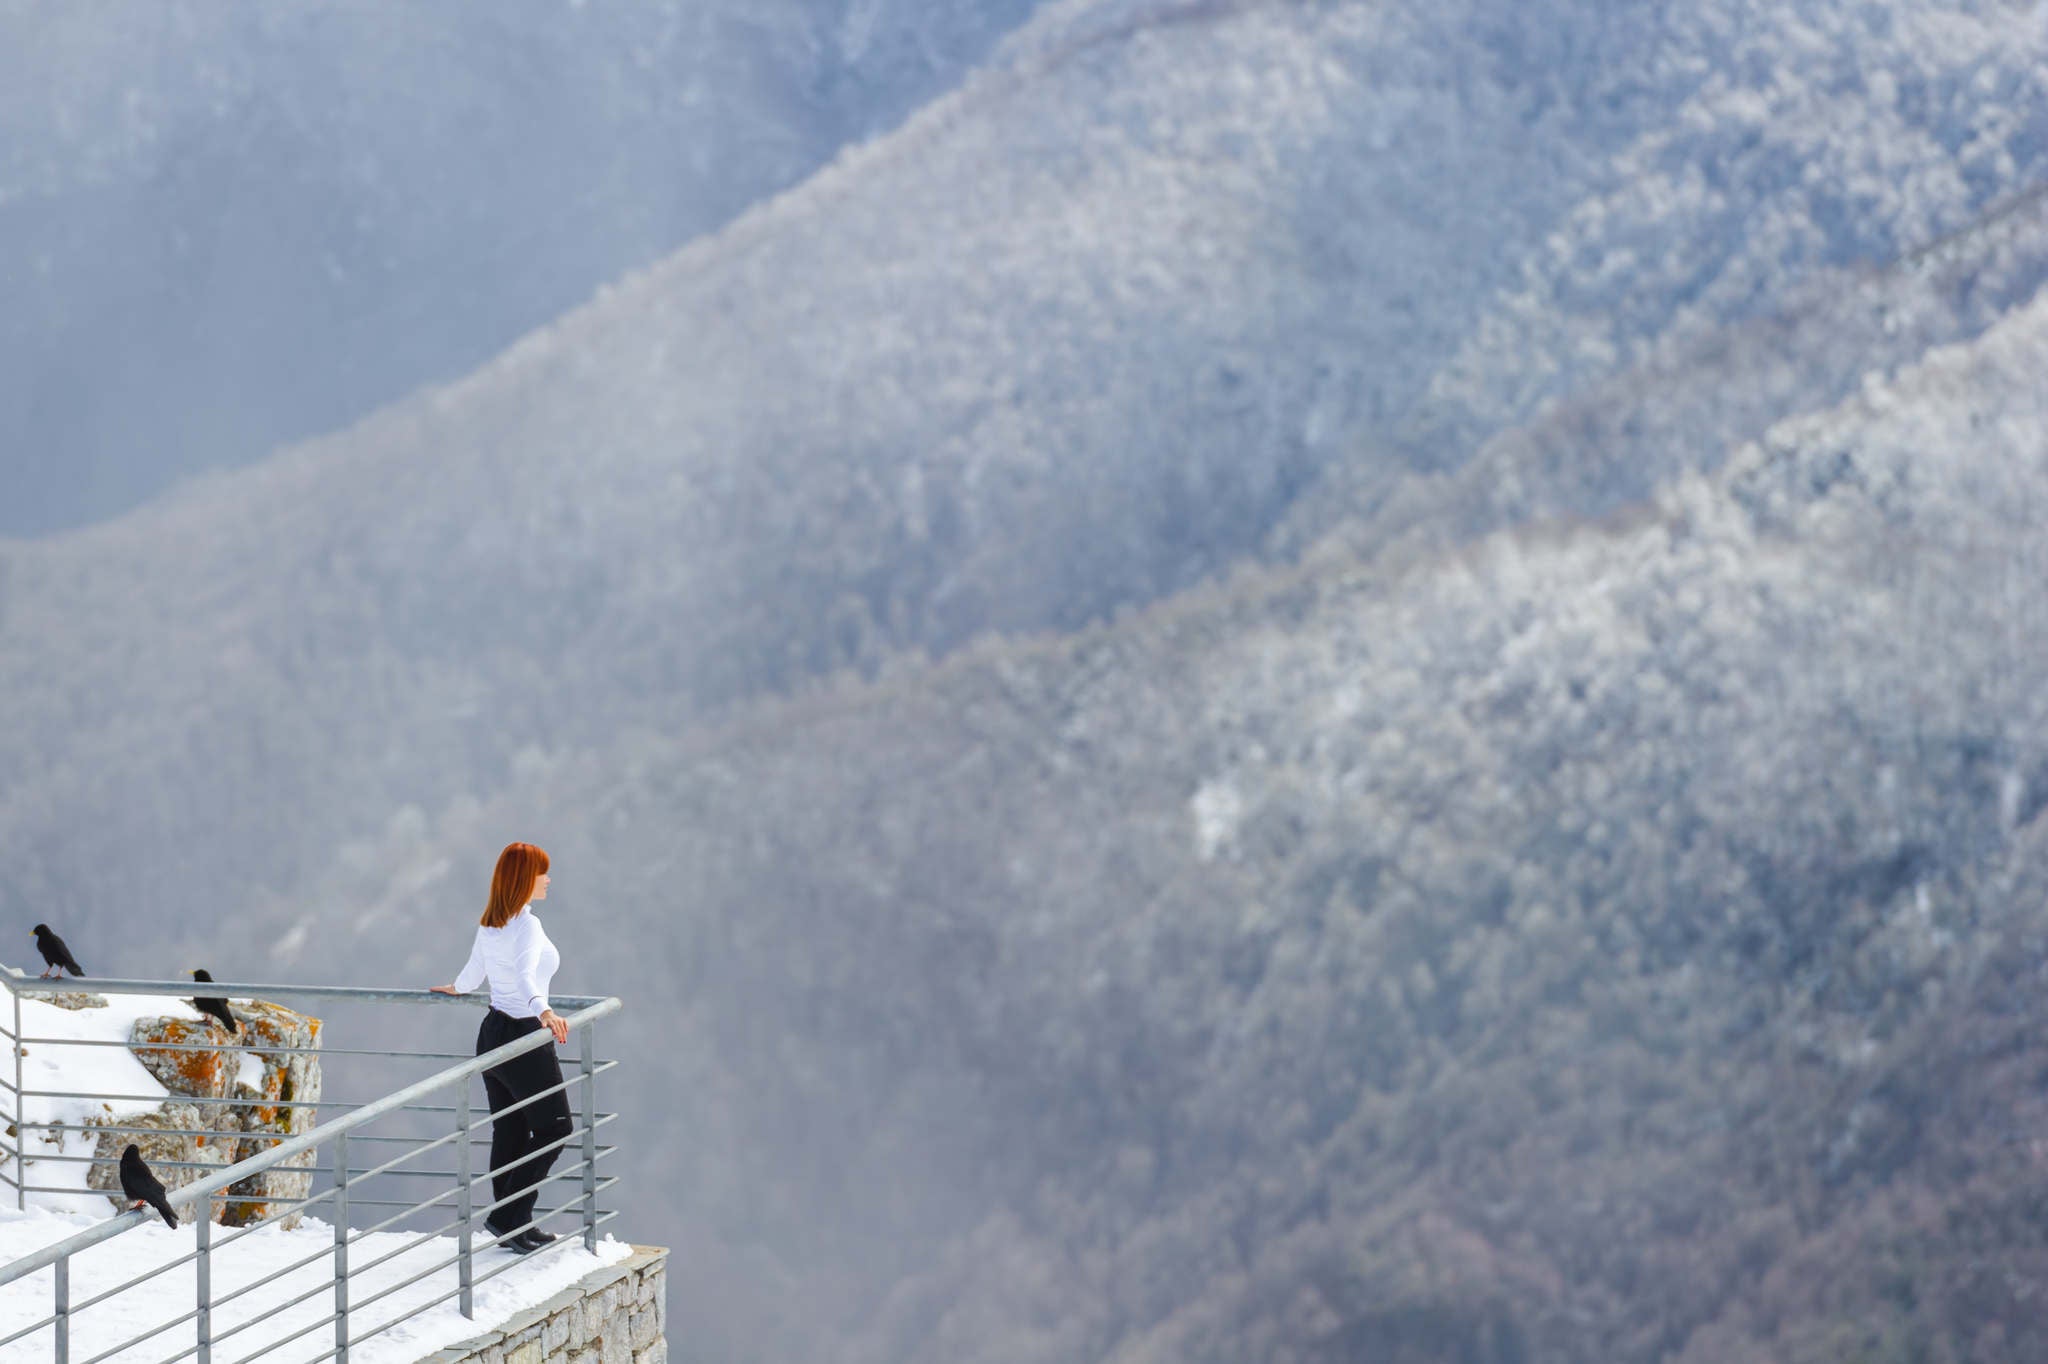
[453,907,560,1018]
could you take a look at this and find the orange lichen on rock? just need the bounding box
[130,1018,230,1098]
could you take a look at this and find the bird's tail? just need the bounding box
[150,1196,178,1229]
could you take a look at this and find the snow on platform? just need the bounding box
[0,1205,632,1363]
[12,990,211,1213]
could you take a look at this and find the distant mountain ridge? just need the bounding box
[0,0,1048,535]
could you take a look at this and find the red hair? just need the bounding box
[482,842,549,928]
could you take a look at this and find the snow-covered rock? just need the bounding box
[11,990,322,1227]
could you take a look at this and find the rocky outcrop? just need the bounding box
[85,998,322,1227]
[219,999,323,1228]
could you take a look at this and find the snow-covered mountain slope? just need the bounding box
[9,0,2048,952]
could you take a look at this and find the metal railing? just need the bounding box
[0,967,624,1363]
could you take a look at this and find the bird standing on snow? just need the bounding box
[30,923,84,978]
[189,969,239,1034]
[119,1145,178,1228]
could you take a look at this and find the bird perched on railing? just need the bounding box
[119,1146,178,1228]
[189,969,240,1034]
[31,923,84,978]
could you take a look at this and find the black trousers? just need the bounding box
[476,1009,574,1232]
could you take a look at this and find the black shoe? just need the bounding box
[485,1220,537,1253]
[513,1227,557,1251]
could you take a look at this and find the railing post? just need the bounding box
[196,1195,212,1364]
[13,986,24,1210]
[53,1251,69,1364]
[333,1130,350,1364]
[580,1023,598,1252]
[457,1079,474,1319]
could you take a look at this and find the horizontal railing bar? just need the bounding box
[343,1124,471,1186]
[0,1309,61,1351]
[463,1208,619,1294]
[474,1127,604,1190]
[2,967,606,1012]
[328,1141,618,1233]
[471,1171,618,1231]
[101,1192,624,1364]
[344,1183,612,1326]
[206,1189,341,1252]
[460,1061,616,1135]
[21,1073,613,1123]
[9,1180,316,1205]
[356,1160,601,1230]
[24,1090,373,1109]
[350,1196,460,1213]
[347,1240,492,1320]
[21,1121,303,1142]
[341,1146,616,1233]
[15,1120,593,1148]
[343,1209,621,1355]
[19,1085,611,1120]
[209,1132,598,1246]
[13,1182,201,1198]
[353,1192,462,1236]
[204,1190,324,1208]
[344,1131,491,1146]
[204,1226,353,1314]
[18,1034,470,1060]
[154,1343,200,1364]
[0,994,620,1288]
[221,1301,343,1364]
[76,1302,201,1364]
[342,1165,614,1235]
[68,1243,204,1313]
[205,1247,348,1333]
[18,1153,312,1173]
[344,1215,468,1282]
[341,1141,619,1181]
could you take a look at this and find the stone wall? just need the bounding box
[421,1246,668,1364]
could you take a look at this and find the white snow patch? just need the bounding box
[1191,778,1244,861]
[0,1204,632,1363]
[11,992,210,1214]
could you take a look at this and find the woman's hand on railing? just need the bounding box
[540,1009,568,1044]
[428,984,459,995]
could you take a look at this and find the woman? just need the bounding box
[432,841,572,1254]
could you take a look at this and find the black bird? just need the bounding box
[30,924,84,978]
[119,1145,178,1228]
[189,969,239,1034]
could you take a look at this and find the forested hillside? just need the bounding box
[8,0,2046,962]
[10,2,2048,1360]
[293,280,2048,1361]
